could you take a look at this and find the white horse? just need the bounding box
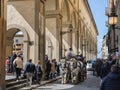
[60,59,70,84]
[77,60,85,81]
[69,58,84,84]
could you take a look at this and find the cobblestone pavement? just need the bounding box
[33,71,101,90]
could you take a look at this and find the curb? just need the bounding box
[20,76,61,90]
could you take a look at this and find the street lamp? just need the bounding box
[108,13,120,66]
[108,15,118,25]
[108,14,118,54]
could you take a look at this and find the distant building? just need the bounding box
[101,35,108,59]
[13,34,23,54]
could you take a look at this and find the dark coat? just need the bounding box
[100,62,110,79]
[45,61,51,72]
[100,72,120,90]
[36,65,43,79]
[9,54,17,64]
[24,62,36,74]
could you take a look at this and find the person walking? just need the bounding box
[100,60,110,79]
[24,59,36,86]
[66,48,75,60]
[95,60,103,77]
[100,64,120,90]
[50,59,56,79]
[9,51,17,73]
[35,61,43,84]
[45,54,48,63]
[5,57,10,73]
[45,60,51,80]
[13,55,23,81]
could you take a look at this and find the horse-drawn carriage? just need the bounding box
[60,57,87,84]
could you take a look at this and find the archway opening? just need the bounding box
[6,28,28,74]
[46,37,53,61]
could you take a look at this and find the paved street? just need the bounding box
[33,71,101,90]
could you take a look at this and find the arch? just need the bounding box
[6,24,29,65]
[46,36,53,60]
[61,0,70,23]
[7,24,29,40]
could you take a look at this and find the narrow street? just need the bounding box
[33,71,101,90]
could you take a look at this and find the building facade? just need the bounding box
[6,0,98,63]
[116,0,120,54]
[106,0,120,57]
[102,35,108,59]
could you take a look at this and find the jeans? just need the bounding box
[15,68,22,80]
[27,73,33,86]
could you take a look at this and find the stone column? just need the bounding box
[35,0,46,79]
[46,11,62,61]
[76,22,79,54]
[6,38,13,57]
[39,1,46,79]
[57,15,62,60]
[0,0,6,89]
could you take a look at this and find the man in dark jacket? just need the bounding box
[100,61,110,79]
[100,64,120,90]
[9,51,17,73]
[24,59,36,86]
[45,60,51,80]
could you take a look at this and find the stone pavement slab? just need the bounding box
[18,76,61,90]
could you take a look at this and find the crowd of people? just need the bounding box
[65,48,120,90]
[5,50,60,86]
[5,48,120,89]
[92,57,117,79]
[45,58,60,80]
[90,54,120,90]
[5,48,86,86]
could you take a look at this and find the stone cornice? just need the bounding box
[45,10,62,18]
[8,0,46,3]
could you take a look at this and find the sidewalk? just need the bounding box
[6,73,16,80]
[18,76,61,90]
[6,73,61,90]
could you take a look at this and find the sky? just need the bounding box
[88,0,108,58]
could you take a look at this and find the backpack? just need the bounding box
[36,66,42,74]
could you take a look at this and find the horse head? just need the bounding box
[60,59,65,67]
[69,58,77,70]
